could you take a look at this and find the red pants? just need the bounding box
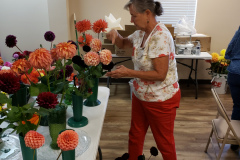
[128,89,181,160]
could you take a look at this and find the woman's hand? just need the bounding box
[106,65,130,79]
[106,29,118,44]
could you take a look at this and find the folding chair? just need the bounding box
[204,88,240,160]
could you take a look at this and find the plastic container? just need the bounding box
[195,41,201,55]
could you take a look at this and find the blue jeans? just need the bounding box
[227,72,240,120]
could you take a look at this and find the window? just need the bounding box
[155,0,197,27]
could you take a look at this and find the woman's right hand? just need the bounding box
[106,29,118,44]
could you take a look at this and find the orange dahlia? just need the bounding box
[57,130,79,151]
[75,19,91,33]
[28,48,53,70]
[11,59,31,74]
[50,48,59,61]
[24,130,45,149]
[56,42,76,59]
[84,52,100,66]
[90,38,102,52]
[0,57,4,66]
[92,19,108,33]
[78,34,93,47]
[99,49,112,65]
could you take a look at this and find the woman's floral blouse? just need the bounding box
[128,23,179,102]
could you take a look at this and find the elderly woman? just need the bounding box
[106,0,181,159]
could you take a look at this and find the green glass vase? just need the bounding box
[83,78,101,107]
[19,133,37,160]
[11,84,28,107]
[39,115,48,126]
[62,149,75,160]
[48,105,66,150]
[68,93,88,128]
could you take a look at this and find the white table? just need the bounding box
[111,52,212,99]
[0,86,110,160]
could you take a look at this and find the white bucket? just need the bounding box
[129,79,134,99]
[211,74,228,94]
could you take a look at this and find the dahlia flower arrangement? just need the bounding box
[206,49,230,76]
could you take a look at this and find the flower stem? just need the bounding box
[56,150,62,160]
[24,73,32,84]
[148,155,152,160]
[15,45,24,54]
[33,149,35,160]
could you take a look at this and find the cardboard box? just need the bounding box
[115,47,133,56]
[175,34,211,52]
[102,44,115,54]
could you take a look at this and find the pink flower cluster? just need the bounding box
[99,49,112,65]
[84,52,100,66]
[24,130,45,149]
[90,38,102,52]
[84,49,112,67]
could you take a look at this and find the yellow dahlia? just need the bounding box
[220,49,226,56]
[56,42,76,59]
[28,48,53,70]
[11,59,31,74]
[99,49,112,65]
[211,52,219,63]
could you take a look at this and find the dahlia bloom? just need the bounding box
[28,48,53,70]
[50,48,59,61]
[55,42,76,59]
[4,61,12,68]
[44,31,55,42]
[75,19,91,33]
[90,39,102,52]
[24,130,45,149]
[5,35,17,48]
[60,65,73,78]
[23,50,32,57]
[92,19,108,33]
[11,59,31,74]
[13,53,19,59]
[211,52,219,63]
[36,92,59,109]
[0,72,20,94]
[220,49,226,56]
[57,130,79,151]
[99,49,112,65]
[84,52,100,66]
[78,34,93,47]
[0,57,4,66]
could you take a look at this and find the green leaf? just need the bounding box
[27,67,33,74]
[38,107,50,116]
[65,59,72,66]
[0,93,10,104]
[40,44,43,48]
[73,63,83,73]
[23,108,38,114]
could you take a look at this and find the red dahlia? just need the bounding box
[36,92,59,109]
[0,72,20,94]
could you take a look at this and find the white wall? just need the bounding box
[0,0,68,62]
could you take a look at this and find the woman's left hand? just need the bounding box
[106,65,130,79]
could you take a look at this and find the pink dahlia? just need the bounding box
[24,130,45,149]
[28,48,53,70]
[57,130,79,151]
[56,42,76,59]
[36,92,59,109]
[90,38,102,52]
[84,52,100,66]
[99,49,112,65]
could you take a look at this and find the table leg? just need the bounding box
[194,59,198,99]
[187,59,194,87]
[98,146,102,160]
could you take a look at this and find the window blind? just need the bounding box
[155,0,197,27]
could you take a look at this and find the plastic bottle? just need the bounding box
[196,41,201,55]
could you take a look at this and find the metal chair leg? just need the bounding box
[98,146,102,160]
